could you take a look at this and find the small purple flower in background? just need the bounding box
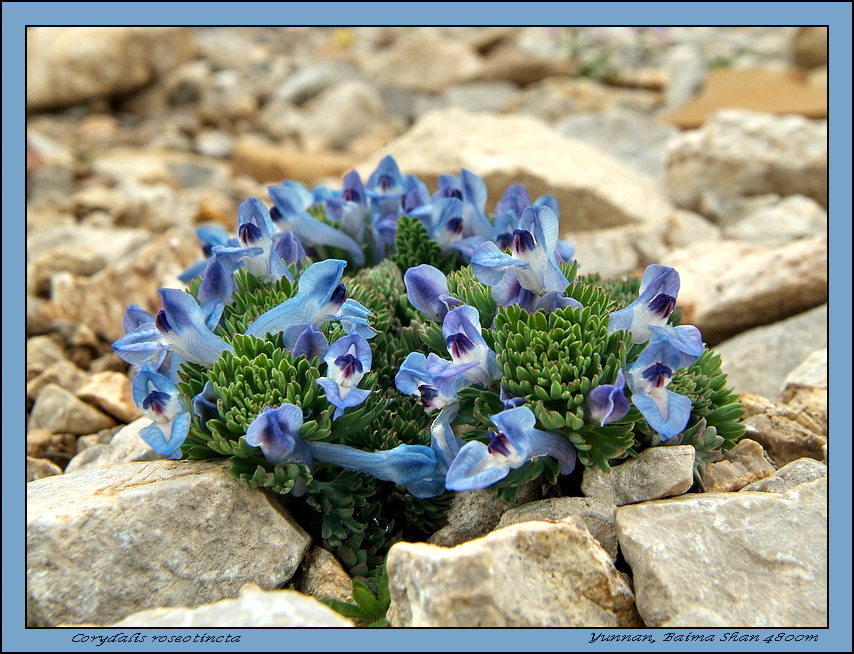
[626,325,703,440]
[442,305,501,385]
[316,334,372,419]
[586,370,630,427]
[210,198,290,284]
[403,264,462,323]
[395,352,478,412]
[608,264,680,344]
[269,181,365,267]
[132,369,190,459]
[445,406,577,491]
[178,224,232,284]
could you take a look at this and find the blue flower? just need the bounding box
[308,441,438,489]
[586,370,630,427]
[244,259,374,341]
[291,323,329,360]
[178,224,231,284]
[113,289,232,367]
[403,264,462,322]
[442,305,501,385]
[269,181,366,267]
[626,325,704,440]
[210,198,290,284]
[395,352,478,412]
[471,205,569,306]
[323,170,368,244]
[131,369,190,459]
[365,154,406,219]
[316,334,372,419]
[402,409,466,498]
[245,404,314,467]
[608,264,680,344]
[274,230,307,273]
[192,380,220,426]
[444,406,577,491]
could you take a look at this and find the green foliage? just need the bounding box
[321,563,391,627]
[392,215,457,275]
[492,295,633,472]
[446,265,497,326]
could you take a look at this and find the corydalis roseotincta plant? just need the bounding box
[113,155,744,580]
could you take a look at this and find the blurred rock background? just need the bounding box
[25,26,829,629]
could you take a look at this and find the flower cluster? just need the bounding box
[112,154,744,577]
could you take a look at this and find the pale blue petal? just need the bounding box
[404,264,457,322]
[308,441,437,485]
[245,259,346,337]
[471,241,530,286]
[632,389,693,440]
[586,370,630,427]
[445,441,512,491]
[291,324,329,360]
[316,377,371,420]
[112,324,167,365]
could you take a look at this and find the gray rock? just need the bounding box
[273,59,360,105]
[41,228,200,343]
[664,237,827,345]
[723,194,827,246]
[360,35,483,93]
[65,418,163,473]
[781,347,827,396]
[299,81,385,153]
[27,360,88,403]
[107,585,352,627]
[742,458,827,494]
[27,27,194,110]
[662,209,723,250]
[26,456,63,482]
[27,460,312,626]
[666,110,827,213]
[581,446,695,506]
[295,547,353,605]
[661,43,707,111]
[388,517,642,627]
[441,81,518,114]
[557,109,680,180]
[28,384,117,435]
[742,403,826,468]
[427,484,538,547]
[498,497,618,559]
[616,477,827,627]
[257,98,303,141]
[563,219,676,279]
[26,336,67,381]
[714,305,828,397]
[700,438,776,493]
[358,108,676,235]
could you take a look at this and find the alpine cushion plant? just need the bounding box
[112,154,744,581]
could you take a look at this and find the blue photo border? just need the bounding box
[4,3,851,652]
